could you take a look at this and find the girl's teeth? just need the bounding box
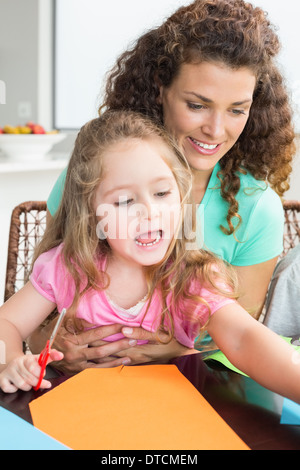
[190,137,218,150]
[135,232,161,247]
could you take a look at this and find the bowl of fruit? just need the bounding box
[0,122,66,161]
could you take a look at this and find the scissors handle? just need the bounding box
[33,340,51,391]
[33,309,66,392]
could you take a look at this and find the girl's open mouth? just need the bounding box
[135,230,162,247]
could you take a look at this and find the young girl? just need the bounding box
[0,111,300,403]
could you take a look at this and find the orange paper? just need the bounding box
[29,365,249,450]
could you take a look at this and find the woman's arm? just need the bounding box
[207,302,300,403]
[233,257,278,319]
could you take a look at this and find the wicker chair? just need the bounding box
[3,199,300,303]
[282,200,300,256]
[4,201,47,302]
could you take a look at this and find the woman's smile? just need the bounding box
[187,136,222,156]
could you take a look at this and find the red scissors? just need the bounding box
[34,308,66,391]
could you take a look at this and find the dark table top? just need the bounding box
[0,352,300,450]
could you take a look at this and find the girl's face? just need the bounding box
[159,61,256,174]
[94,137,181,268]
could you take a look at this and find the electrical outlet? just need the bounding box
[18,101,32,119]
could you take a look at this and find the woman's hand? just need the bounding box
[27,319,190,375]
[0,349,63,394]
[28,320,138,375]
[89,327,191,365]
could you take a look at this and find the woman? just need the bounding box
[29,0,296,374]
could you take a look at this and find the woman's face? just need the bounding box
[159,61,256,173]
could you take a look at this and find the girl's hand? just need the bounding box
[0,349,63,394]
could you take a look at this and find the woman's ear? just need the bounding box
[157,88,163,105]
[154,73,163,105]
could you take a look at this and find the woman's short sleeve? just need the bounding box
[233,187,284,266]
[47,168,67,216]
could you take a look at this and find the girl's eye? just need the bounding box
[155,190,171,198]
[114,198,134,207]
[187,102,205,111]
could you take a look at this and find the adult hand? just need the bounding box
[28,320,191,375]
[91,327,191,365]
[28,320,136,376]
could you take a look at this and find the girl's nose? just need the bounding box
[132,196,160,221]
[141,200,160,220]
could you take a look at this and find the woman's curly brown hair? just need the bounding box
[101,0,296,236]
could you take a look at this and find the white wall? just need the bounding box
[0,0,39,127]
[54,0,192,130]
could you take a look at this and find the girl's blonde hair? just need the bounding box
[34,110,237,338]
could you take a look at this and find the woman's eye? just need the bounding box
[232,108,246,116]
[187,102,205,111]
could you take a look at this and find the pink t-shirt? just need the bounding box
[30,244,235,348]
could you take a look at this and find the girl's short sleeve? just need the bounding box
[183,276,237,326]
[195,286,236,325]
[29,245,68,307]
[47,167,67,216]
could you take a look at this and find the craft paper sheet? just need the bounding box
[280,398,300,425]
[29,364,249,450]
[0,406,69,450]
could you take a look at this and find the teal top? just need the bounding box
[47,162,284,266]
[197,163,284,266]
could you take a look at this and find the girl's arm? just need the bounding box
[207,302,300,404]
[0,282,62,392]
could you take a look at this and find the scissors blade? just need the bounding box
[49,308,66,349]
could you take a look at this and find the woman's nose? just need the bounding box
[201,112,225,140]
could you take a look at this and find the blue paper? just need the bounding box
[0,406,69,450]
[280,398,300,425]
